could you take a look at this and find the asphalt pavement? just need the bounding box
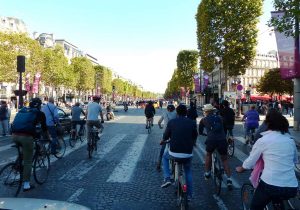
[0,106,299,210]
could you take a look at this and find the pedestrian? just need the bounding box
[288,102,294,117]
[0,101,9,136]
[219,100,235,137]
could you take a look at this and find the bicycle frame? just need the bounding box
[212,151,224,196]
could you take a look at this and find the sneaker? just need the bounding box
[204,172,211,180]
[23,185,35,192]
[161,179,172,188]
[227,179,233,190]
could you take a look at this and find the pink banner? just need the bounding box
[32,72,41,93]
[193,74,200,93]
[271,11,300,79]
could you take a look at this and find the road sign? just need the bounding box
[236,84,243,91]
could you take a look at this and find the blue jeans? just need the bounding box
[0,119,8,135]
[244,124,256,138]
[162,148,193,197]
[48,126,58,153]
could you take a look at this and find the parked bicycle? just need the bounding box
[241,182,300,210]
[170,156,189,210]
[0,137,51,197]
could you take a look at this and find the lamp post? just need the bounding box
[215,57,222,104]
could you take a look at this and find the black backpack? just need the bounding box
[11,107,38,135]
[204,114,223,132]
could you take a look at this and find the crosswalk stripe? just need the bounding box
[107,134,148,183]
[59,134,126,181]
[0,143,13,152]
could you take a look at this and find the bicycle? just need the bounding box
[52,134,66,159]
[69,120,86,147]
[170,156,189,210]
[146,118,152,134]
[245,127,256,153]
[241,182,300,210]
[0,137,51,197]
[226,130,234,157]
[88,127,99,159]
[212,150,224,196]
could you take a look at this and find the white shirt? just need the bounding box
[158,111,177,133]
[87,102,102,121]
[243,130,298,188]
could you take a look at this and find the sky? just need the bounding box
[0,0,276,93]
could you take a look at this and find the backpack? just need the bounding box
[204,114,223,132]
[11,107,38,135]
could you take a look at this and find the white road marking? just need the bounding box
[213,194,228,210]
[60,134,126,181]
[67,188,84,202]
[0,144,13,152]
[107,134,148,183]
[194,146,205,163]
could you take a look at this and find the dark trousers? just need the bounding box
[251,180,298,210]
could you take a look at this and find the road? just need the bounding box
[0,106,299,210]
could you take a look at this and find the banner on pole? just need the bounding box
[271,11,300,79]
[193,74,200,93]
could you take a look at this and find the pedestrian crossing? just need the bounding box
[0,132,298,189]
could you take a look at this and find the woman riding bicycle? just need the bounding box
[236,111,298,210]
[242,105,259,144]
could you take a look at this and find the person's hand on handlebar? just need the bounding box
[236,166,246,173]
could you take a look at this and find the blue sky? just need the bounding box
[0,0,275,93]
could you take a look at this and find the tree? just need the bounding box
[42,45,70,88]
[176,50,199,91]
[70,57,95,94]
[0,32,44,82]
[196,0,262,77]
[269,0,300,37]
[256,68,293,96]
[94,65,112,94]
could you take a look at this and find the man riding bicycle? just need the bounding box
[242,105,259,143]
[144,101,155,129]
[219,100,235,137]
[71,102,86,137]
[160,104,197,200]
[86,96,104,149]
[11,98,48,192]
[198,104,233,189]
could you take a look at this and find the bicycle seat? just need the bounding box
[170,156,191,164]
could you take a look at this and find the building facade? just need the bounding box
[0,16,28,34]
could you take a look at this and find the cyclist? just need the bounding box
[187,101,198,124]
[41,97,59,155]
[160,104,197,200]
[157,104,176,171]
[242,105,259,143]
[71,102,86,137]
[236,111,298,209]
[11,98,48,192]
[86,96,104,148]
[198,104,233,189]
[219,100,235,137]
[106,102,114,120]
[144,101,155,128]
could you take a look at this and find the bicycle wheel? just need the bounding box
[33,150,50,184]
[213,154,222,196]
[227,138,235,157]
[241,183,254,210]
[69,131,77,148]
[79,126,86,143]
[88,134,94,159]
[0,162,23,197]
[180,192,189,210]
[55,136,66,159]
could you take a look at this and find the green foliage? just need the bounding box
[256,68,293,95]
[0,32,44,82]
[164,69,180,99]
[94,65,112,94]
[42,45,70,87]
[269,0,300,37]
[70,57,95,92]
[176,50,199,89]
[196,0,262,76]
